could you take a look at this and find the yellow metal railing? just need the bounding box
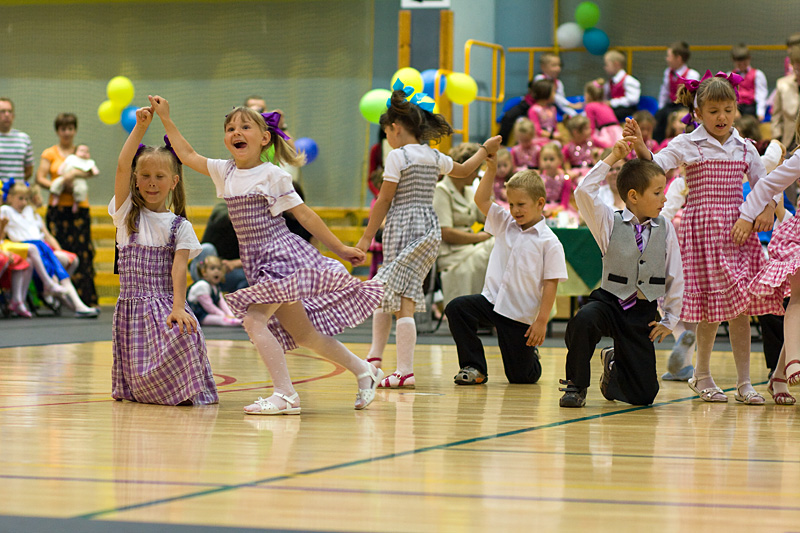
[463,39,506,141]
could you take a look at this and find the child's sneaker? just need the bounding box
[454,366,487,385]
[667,330,695,375]
[559,379,587,407]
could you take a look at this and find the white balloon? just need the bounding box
[556,22,584,49]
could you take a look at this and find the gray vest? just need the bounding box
[600,212,667,302]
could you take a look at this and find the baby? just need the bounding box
[52,144,99,212]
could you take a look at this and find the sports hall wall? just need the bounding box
[1,0,796,207]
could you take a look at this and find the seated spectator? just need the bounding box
[538,143,577,226]
[0,217,33,318]
[1,181,98,317]
[492,148,513,209]
[510,118,541,170]
[433,143,494,308]
[562,115,597,180]
[527,79,562,143]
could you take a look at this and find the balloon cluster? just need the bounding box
[358,67,479,124]
[555,2,609,56]
[97,76,138,132]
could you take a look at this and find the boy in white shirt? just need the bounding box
[560,138,683,407]
[445,159,567,385]
[603,50,641,123]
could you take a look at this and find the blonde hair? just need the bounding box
[496,147,511,164]
[566,115,590,134]
[224,107,304,167]
[665,108,688,138]
[584,79,605,102]
[506,169,546,202]
[6,182,28,201]
[539,142,563,164]
[126,147,186,235]
[675,76,736,119]
[604,50,625,67]
[197,255,225,283]
[513,117,535,137]
[449,142,480,164]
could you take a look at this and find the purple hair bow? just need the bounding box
[678,69,744,93]
[163,135,181,164]
[260,112,290,141]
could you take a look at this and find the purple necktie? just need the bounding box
[619,224,644,310]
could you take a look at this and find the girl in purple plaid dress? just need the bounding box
[111,106,218,406]
[355,88,501,389]
[628,73,782,405]
[151,95,384,415]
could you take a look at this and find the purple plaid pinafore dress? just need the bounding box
[223,193,383,351]
[112,216,218,405]
[375,147,441,313]
[679,143,780,322]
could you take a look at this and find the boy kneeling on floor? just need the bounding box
[445,155,567,385]
[560,137,683,407]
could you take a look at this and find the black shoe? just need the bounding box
[559,379,587,407]
[599,347,615,401]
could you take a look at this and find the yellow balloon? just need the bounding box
[445,72,478,105]
[98,100,122,125]
[107,76,135,107]
[391,67,424,95]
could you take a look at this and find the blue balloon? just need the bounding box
[421,69,446,97]
[582,28,610,56]
[120,105,137,133]
[295,137,318,164]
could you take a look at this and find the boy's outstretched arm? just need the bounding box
[474,154,497,217]
[149,95,210,177]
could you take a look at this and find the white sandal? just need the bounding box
[734,381,765,405]
[355,363,383,410]
[244,392,301,415]
[688,376,728,403]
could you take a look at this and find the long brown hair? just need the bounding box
[379,89,453,142]
[125,146,186,235]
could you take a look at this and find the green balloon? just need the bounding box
[359,89,392,124]
[575,1,600,29]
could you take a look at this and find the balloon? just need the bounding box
[294,137,318,164]
[107,76,135,107]
[98,100,121,125]
[421,68,446,96]
[359,88,392,124]
[445,72,478,105]
[120,105,137,133]
[390,67,424,95]
[574,1,600,29]
[583,27,610,56]
[556,22,584,49]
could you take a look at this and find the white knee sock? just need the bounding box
[395,316,416,376]
[367,310,392,361]
[243,315,294,396]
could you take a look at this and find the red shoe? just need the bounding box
[9,301,32,318]
[786,359,800,386]
[378,371,415,389]
[768,377,796,405]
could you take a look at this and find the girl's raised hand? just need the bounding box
[623,118,641,139]
[148,95,170,119]
[482,135,503,155]
[611,137,635,160]
[135,106,154,127]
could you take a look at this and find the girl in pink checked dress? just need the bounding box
[151,95,384,415]
[111,106,217,406]
[628,72,782,405]
[733,111,800,405]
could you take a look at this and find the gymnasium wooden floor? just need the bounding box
[1,324,799,532]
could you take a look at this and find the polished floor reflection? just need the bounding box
[1,340,798,531]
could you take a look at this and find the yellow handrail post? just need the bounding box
[398,10,411,69]
[435,9,454,154]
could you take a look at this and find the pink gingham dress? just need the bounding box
[112,216,218,405]
[679,144,777,322]
[223,191,383,351]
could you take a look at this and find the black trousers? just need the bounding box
[654,102,685,143]
[758,297,789,372]
[565,289,659,405]
[445,294,542,384]
[738,103,757,119]
[612,104,637,123]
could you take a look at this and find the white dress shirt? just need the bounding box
[658,66,700,108]
[481,203,567,325]
[605,70,641,109]
[576,161,684,330]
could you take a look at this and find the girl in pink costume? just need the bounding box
[583,80,624,149]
